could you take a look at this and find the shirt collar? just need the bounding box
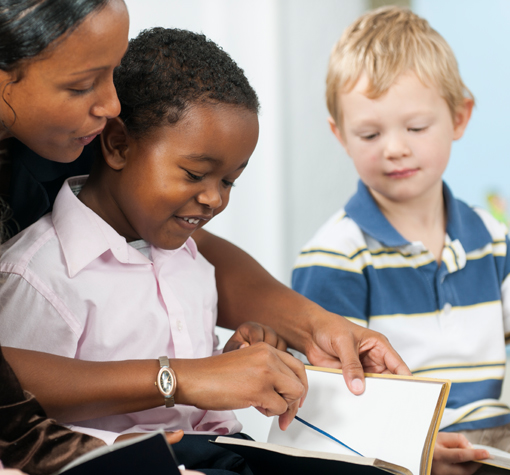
[345,180,492,252]
[52,176,197,278]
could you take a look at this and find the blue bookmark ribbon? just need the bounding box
[294,415,364,457]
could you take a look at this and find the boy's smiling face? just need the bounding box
[329,71,472,207]
[85,104,259,250]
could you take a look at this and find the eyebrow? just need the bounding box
[69,66,108,76]
[184,154,249,171]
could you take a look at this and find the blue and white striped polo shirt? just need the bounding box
[293,180,510,431]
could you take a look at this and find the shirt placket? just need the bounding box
[153,257,195,359]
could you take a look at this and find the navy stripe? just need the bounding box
[294,257,503,317]
[447,379,503,409]
[442,413,510,432]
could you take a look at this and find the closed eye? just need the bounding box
[186,170,205,181]
[69,86,93,96]
[222,179,236,188]
[361,132,379,141]
[408,127,427,133]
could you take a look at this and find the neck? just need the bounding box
[370,182,446,264]
[78,168,140,243]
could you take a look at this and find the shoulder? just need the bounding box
[294,208,373,275]
[300,208,368,257]
[471,206,508,242]
[0,214,60,274]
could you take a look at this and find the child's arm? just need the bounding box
[193,229,411,392]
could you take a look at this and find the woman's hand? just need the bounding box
[432,432,488,475]
[173,342,307,430]
[223,322,287,353]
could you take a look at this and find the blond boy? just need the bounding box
[293,7,510,475]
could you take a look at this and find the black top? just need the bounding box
[5,138,94,236]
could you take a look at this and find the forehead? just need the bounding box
[136,105,259,167]
[23,0,129,78]
[340,71,448,122]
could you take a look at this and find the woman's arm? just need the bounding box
[3,343,306,430]
[193,229,411,393]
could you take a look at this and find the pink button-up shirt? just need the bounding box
[0,176,241,443]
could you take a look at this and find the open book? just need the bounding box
[53,431,181,475]
[215,366,450,475]
[473,445,510,471]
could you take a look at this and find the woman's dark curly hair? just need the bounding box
[114,27,260,138]
[0,0,110,72]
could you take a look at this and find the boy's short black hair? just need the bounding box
[114,27,260,138]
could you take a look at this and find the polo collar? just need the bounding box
[345,180,492,252]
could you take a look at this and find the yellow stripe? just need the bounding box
[300,244,366,259]
[415,372,504,383]
[293,261,363,274]
[335,211,346,223]
[452,403,510,425]
[371,300,501,321]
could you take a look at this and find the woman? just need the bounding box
[0,0,409,461]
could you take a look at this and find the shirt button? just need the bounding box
[177,320,183,331]
[443,303,452,315]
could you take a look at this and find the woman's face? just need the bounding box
[0,0,129,162]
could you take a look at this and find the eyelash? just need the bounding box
[186,171,204,181]
[69,86,93,96]
[186,171,235,188]
[361,133,378,141]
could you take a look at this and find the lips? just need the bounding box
[175,215,211,230]
[386,168,419,179]
[76,126,105,146]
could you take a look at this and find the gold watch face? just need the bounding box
[159,368,173,396]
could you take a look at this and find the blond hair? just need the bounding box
[326,6,473,125]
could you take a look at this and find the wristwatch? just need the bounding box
[155,356,177,407]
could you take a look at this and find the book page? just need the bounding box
[268,367,448,475]
[473,444,510,470]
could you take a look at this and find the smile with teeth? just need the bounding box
[181,217,200,225]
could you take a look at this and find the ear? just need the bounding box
[0,69,18,127]
[452,97,474,141]
[100,117,130,171]
[328,116,347,149]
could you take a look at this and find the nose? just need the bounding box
[90,79,121,120]
[383,131,411,160]
[197,183,223,210]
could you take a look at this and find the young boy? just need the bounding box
[0,28,306,475]
[293,6,510,475]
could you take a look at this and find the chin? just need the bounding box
[34,144,84,163]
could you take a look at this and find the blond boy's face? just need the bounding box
[330,71,472,207]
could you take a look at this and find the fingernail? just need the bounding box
[240,343,249,349]
[352,379,364,393]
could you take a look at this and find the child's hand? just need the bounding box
[223,322,287,353]
[432,432,488,475]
